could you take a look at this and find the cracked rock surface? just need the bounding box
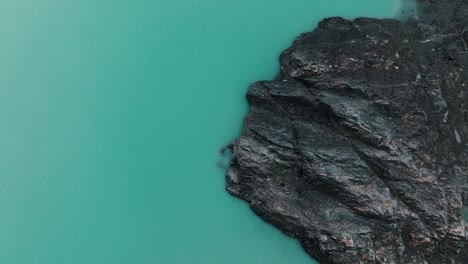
[226,0,468,263]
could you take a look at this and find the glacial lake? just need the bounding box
[0,0,407,263]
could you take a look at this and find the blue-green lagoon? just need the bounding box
[0,1,405,263]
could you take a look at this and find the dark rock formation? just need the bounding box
[226,0,468,263]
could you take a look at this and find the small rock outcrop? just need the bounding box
[226,1,468,263]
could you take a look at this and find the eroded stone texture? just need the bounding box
[226,1,468,263]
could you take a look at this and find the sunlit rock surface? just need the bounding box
[226,0,468,263]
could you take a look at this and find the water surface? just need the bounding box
[0,1,402,263]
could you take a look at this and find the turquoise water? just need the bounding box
[0,1,402,263]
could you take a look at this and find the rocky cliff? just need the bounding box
[226,0,468,263]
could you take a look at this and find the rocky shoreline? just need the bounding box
[226,0,468,263]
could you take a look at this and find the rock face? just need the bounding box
[226,1,468,263]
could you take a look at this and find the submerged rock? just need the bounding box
[226,0,468,263]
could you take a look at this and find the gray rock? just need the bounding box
[226,0,468,263]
